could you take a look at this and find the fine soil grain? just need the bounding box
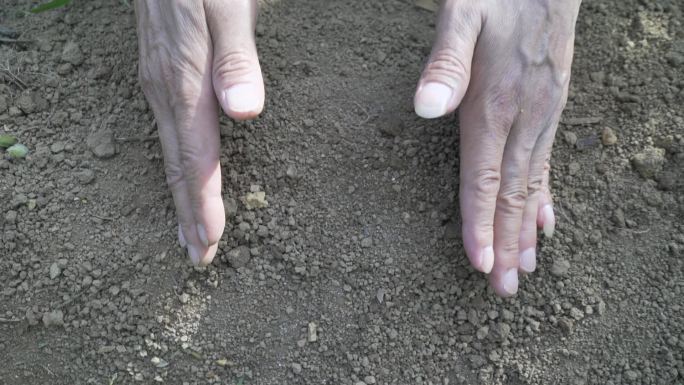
[1,0,683,384]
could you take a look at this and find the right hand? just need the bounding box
[134,0,264,265]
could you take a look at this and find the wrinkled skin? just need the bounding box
[414,0,581,296]
[134,0,581,296]
[135,0,264,265]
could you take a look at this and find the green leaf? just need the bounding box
[6,143,29,159]
[0,134,17,148]
[30,0,71,14]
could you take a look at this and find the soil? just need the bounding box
[1,0,683,384]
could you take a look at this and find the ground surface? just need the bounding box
[1,0,683,384]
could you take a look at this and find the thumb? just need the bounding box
[206,0,265,120]
[414,2,481,119]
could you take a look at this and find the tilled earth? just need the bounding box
[1,0,683,384]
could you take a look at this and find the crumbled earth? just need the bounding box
[1,0,683,384]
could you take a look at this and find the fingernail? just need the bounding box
[197,223,209,247]
[223,83,260,113]
[415,82,452,119]
[502,268,519,296]
[542,204,555,238]
[178,224,187,248]
[480,246,494,274]
[187,245,200,266]
[519,248,536,273]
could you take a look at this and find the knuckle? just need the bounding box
[171,79,202,108]
[442,1,481,26]
[137,60,159,97]
[164,161,185,191]
[425,48,469,83]
[213,50,256,84]
[527,173,544,194]
[499,240,519,257]
[497,186,528,212]
[483,87,518,135]
[472,167,501,197]
[138,45,205,107]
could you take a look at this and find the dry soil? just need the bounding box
[0,0,683,384]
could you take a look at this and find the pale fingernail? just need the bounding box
[187,245,200,266]
[502,268,519,296]
[542,204,555,238]
[222,83,260,113]
[519,248,536,273]
[197,223,209,247]
[480,246,494,274]
[178,224,187,248]
[415,82,452,119]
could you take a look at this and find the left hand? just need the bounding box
[414,0,581,296]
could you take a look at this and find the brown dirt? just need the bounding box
[0,0,683,384]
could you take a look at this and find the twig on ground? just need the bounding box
[90,213,116,221]
[352,101,372,125]
[0,62,28,89]
[41,365,55,376]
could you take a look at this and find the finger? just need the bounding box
[139,2,225,266]
[173,37,225,265]
[488,123,537,297]
[414,1,481,118]
[517,192,540,273]
[155,103,223,267]
[537,162,555,238]
[518,137,555,273]
[459,94,518,275]
[205,0,264,120]
[491,81,564,291]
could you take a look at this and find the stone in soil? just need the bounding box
[243,191,268,210]
[308,322,318,342]
[558,317,574,335]
[223,197,238,218]
[49,263,61,279]
[76,169,96,184]
[87,126,116,159]
[361,237,373,248]
[226,246,251,268]
[601,127,618,145]
[42,310,64,327]
[15,93,36,114]
[61,41,84,66]
[550,259,571,277]
[631,146,666,179]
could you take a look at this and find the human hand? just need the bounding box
[135,0,264,265]
[414,0,581,296]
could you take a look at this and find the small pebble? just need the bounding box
[558,317,574,335]
[226,246,251,268]
[49,263,61,279]
[243,191,268,210]
[550,259,571,277]
[308,322,318,342]
[42,310,64,327]
[631,146,665,179]
[601,127,617,145]
[361,237,372,248]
